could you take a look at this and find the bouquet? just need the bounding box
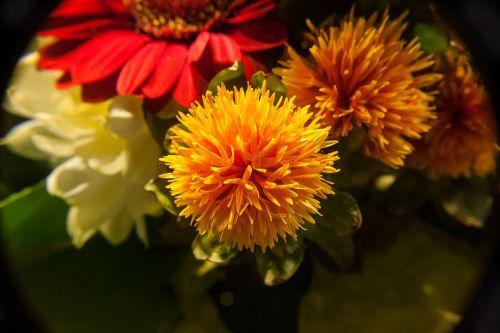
[1,0,498,332]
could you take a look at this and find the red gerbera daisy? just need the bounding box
[38,0,286,109]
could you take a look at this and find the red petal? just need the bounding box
[72,31,149,83]
[143,94,173,113]
[117,41,166,95]
[209,33,242,65]
[226,18,286,52]
[39,39,85,70]
[142,44,187,98]
[51,0,112,17]
[188,32,210,62]
[38,18,129,39]
[227,0,276,24]
[50,0,126,17]
[81,72,120,102]
[56,72,78,89]
[173,64,207,107]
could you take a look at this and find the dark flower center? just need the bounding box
[123,0,245,39]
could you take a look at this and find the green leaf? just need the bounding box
[207,60,247,94]
[303,192,361,271]
[321,192,362,237]
[256,239,305,286]
[144,106,182,148]
[250,71,287,100]
[337,126,366,156]
[0,181,69,256]
[441,178,492,228]
[192,233,237,265]
[145,176,180,217]
[414,22,450,53]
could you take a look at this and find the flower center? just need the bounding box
[123,0,244,39]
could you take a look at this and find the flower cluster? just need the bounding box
[2,2,498,256]
[4,53,161,246]
[274,9,442,167]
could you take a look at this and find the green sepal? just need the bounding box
[207,60,247,95]
[250,71,287,101]
[255,239,305,286]
[414,22,450,53]
[192,233,238,265]
[145,176,180,217]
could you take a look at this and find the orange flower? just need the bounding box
[160,84,338,250]
[274,9,442,167]
[409,50,498,178]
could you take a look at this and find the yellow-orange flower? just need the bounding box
[409,50,498,178]
[160,84,339,250]
[274,9,442,167]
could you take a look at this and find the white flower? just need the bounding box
[3,52,162,247]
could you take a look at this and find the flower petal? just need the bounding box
[39,18,129,39]
[98,208,135,245]
[241,54,267,79]
[173,63,207,107]
[49,0,125,17]
[72,30,149,83]
[117,41,166,96]
[107,96,144,138]
[81,72,120,102]
[142,44,187,98]
[39,39,86,70]
[227,0,276,24]
[2,121,49,160]
[226,18,286,52]
[188,32,210,62]
[209,33,242,65]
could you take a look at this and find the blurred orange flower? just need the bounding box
[409,50,498,178]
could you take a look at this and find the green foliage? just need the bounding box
[250,71,287,100]
[192,233,237,265]
[304,192,362,271]
[256,239,305,286]
[0,181,69,257]
[207,61,247,94]
[144,109,181,149]
[414,22,450,53]
[145,175,180,217]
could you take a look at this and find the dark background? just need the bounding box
[0,0,499,332]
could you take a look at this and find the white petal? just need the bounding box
[32,132,76,158]
[98,208,135,245]
[2,120,49,160]
[48,157,126,229]
[4,53,67,118]
[67,207,97,248]
[107,96,145,139]
[47,157,89,199]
